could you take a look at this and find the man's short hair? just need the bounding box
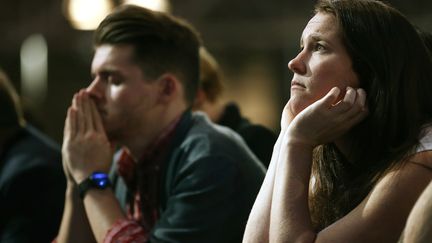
[94,5,202,105]
[0,69,25,128]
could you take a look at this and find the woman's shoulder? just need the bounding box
[407,150,432,172]
[416,124,432,153]
[402,124,432,171]
[407,124,432,171]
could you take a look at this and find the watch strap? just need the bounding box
[78,177,93,199]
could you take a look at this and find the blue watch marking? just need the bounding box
[90,171,110,189]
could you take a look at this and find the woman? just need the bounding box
[243,0,432,242]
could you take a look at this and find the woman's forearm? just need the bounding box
[243,131,286,243]
[269,138,316,243]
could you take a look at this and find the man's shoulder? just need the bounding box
[168,113,265,175]
[182,112,252,154]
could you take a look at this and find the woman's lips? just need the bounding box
[291,80,306,88]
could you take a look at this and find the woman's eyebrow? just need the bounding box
[300,34,322,48]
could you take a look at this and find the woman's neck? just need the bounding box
[334,133,355,162]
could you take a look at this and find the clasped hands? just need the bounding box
[282,86,368,148]
[62,90,113,184]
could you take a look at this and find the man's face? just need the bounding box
[87,44,159,142]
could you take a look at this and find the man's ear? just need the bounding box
[156,73,180,103]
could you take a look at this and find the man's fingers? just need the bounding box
[81,91,94,131]
[89,98,104,133]
[64,107,78,139]
[76,92,86,134]
[72,93,78,109]
[64,107,71,139]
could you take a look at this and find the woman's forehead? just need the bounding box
[301,13,340,43]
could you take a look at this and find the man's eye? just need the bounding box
[315,43,325,51]
[108,76,121,85]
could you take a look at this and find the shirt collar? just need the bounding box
[117,114,183,186]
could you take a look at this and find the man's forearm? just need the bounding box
[83,188,127,242]
[57,185,95,243]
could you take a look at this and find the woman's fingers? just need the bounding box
[330,87,368,130]
[343,87,357,105]
[356,88,367,110]
[316,87,341,109]
[346,88,368,123]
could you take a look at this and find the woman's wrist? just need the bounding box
[283,131,316,150]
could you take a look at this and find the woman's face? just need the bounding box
[288,12,359,115]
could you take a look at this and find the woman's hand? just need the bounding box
[286,86,368,148]
[281,100,296,131]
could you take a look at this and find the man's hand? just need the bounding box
[286,87,368,148]
[62,90,113,184]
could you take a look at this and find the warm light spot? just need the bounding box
[20,34,48,106]
[66,0,113,30]
[122,0,171,12]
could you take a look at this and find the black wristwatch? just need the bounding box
[78,171,111,199]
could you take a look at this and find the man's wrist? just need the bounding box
[78,171,112,199]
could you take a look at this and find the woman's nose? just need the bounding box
[288,52,307,75]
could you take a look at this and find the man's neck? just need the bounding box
[123,108,186,160]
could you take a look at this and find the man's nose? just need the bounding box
[86,78,104,101]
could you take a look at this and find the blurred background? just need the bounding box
[1,0,432,143]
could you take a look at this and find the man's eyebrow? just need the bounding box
[91,69,122,78]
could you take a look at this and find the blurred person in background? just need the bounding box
[0,68,65,242]
[193,47,277,167]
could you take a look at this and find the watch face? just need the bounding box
[90,172,110,189]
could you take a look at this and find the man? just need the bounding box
[193,47,277,167]
[0,69,65,242]
[57,5,265,243]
